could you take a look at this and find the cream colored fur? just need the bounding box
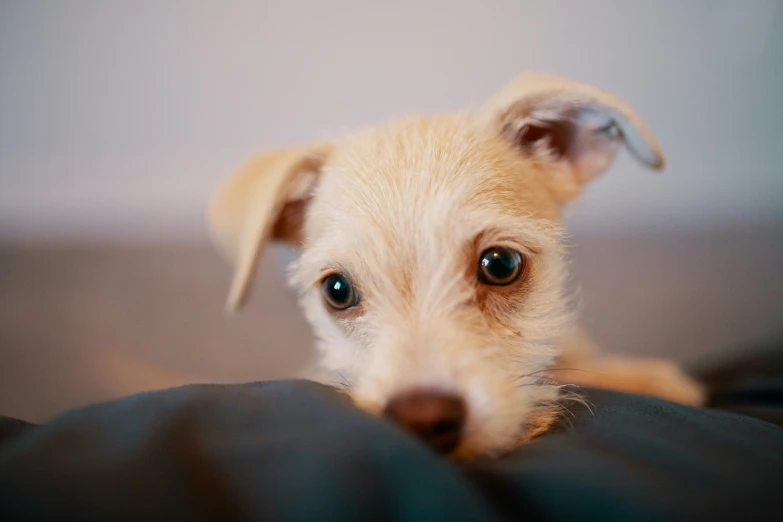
[208,72,704,458]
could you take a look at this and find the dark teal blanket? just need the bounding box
[1,342,782,522]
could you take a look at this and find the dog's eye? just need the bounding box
[478,247,525,286]
[322,273,359,310]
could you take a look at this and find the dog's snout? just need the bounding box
[383,390,466,454]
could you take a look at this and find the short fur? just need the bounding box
[208,73,704,458]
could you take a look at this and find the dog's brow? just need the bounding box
[478,226,552,255]
[487,237,542,256]
[307,265,348,289]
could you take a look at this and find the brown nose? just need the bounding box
[383,390,466,454]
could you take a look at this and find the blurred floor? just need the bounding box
[1,225,782,422]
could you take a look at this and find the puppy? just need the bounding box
[208,73,704,458]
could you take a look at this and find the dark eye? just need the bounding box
[322,273,359,310]
[478,247,525,286]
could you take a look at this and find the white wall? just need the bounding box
[1,0,781,240]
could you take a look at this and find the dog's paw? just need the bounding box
[634,359,706,406]
[553,356,706,406]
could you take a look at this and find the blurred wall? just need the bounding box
[1,0,781,241]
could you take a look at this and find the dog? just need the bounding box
[208,73,705,459]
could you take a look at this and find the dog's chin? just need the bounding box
[455,405,561,460]
[449,434,521,460]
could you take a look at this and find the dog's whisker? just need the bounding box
[335,371,354,390]
[558,390,595,417]
[327,381,351,395]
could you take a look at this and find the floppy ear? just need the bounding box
[208,144,330,312]
[482,72,664,187]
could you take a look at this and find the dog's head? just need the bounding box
[209,73,664,457]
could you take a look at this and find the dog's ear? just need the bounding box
[482,72,664,191]
[208,145,330,311]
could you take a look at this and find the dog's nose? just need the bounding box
[383,390,466,454]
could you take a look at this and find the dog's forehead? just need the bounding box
[315,115,558,227]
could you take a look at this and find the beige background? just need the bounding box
[1,1,781,238]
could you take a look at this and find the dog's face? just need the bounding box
[209,73,664,458]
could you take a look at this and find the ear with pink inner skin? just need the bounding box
[482,73,665,185]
